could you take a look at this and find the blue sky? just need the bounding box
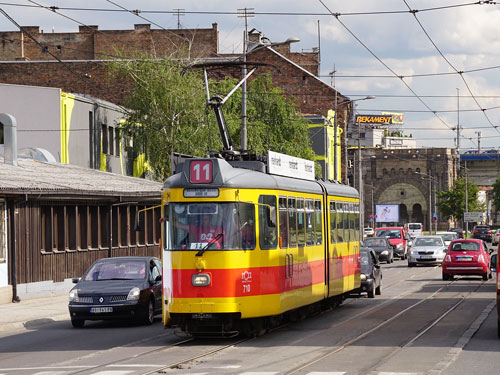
[2,0,500,151]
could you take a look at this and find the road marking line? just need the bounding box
[33,373,69,375]
[0,367,90,371]
[90,371,134,375]
[377,372,421,375]
[427,300,495,375]
[306,372,346,375]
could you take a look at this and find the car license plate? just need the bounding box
[419,255,432,259]
[456,256,472,261]
[90,307,113,313]
[192,313,213,319]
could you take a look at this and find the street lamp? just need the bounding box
[241,35,300,151]
[414,171,437,234]
[347,96,375,237]
[343,96,376,184]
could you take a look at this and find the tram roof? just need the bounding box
[164,158,359,199]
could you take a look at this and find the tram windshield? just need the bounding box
[167,202,256,251]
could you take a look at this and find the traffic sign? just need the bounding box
[463,212,485,222]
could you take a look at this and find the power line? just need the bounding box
[402,0,500,135]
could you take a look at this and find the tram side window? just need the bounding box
[336,202,344,243]
[349,203,355,243]
[259,195,277,249]
[344,203,350,243]
[314,200,323,245]
[288,198,297,247]
[297,198,305,247]
[306,199,314,246]
[279,197,288,248]
[330,201,336,244]
[355,204,360,241]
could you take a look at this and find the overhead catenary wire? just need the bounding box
[402,0,500,135]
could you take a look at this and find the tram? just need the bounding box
[159,63,361,336]
[160,151,360,336]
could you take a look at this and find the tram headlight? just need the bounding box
[127,287,141,301]
[69,289,79,302]
[192,273,211,287]
[360,273,367,281]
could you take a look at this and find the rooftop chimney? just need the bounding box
[0,113,17,166]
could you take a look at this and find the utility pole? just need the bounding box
[456,88,460,176]
[428,176,432,234]
[172,8,184,29]
[237,8,254,151]
[358,117,363,236]
[465,160,468,238]
[475,131,481,153]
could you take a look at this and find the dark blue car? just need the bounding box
[68,256,162,328]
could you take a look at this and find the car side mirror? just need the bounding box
[374,264,380,269]
[155,275,162,282]
[72,278,80,284]
[490,254,497,273]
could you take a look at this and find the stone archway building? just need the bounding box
[358,148,457,231]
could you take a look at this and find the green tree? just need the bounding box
[437,177,484,221]
[492,177,500,213]
[108,56,315,180]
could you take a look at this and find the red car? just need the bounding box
[442,239,492,281]
[374,226,409,260]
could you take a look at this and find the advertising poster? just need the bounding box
[376,204,399,223]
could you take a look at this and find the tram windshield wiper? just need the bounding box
[196,232,223,256]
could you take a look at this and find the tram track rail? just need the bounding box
[51,264,443,375]
[283,277,490,375]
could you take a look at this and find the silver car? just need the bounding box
[408,235,447,267]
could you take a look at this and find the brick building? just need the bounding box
[0,24,350,180]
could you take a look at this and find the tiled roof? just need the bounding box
[0,159,162,197]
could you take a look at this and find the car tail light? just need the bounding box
[488,230,492,234]
[444,255,451,263]
[478,254,485,263]
[474,230,478,234]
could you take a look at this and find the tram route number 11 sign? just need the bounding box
[190,160,213,184]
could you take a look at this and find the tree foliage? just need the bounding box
[492,177,500,212]
[107,56,315,181]
[437,177,484,221]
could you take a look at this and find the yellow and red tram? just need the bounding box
[161,156,361,336]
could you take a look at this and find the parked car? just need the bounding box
[68,256,163,328]
[442,239,492,281]
[472,224,492,242]
[404,222,423,239]
[408,235,447,267]
[436,231,458,247]
[374,226,409,259]
[362,237,394,264]
[364,227,374,237]
[492,229,500,246]
[352,247,382,298]
[449,227,464,239]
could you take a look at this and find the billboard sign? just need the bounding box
[382,112,404,125]
[355,114,392,125]
[375,204,399,223]
[267,150,315,181]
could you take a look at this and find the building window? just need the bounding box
[115,128,120,157]
[108,127,114,156]
[101,124,108,154]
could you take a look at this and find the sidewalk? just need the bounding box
[0,294,69,333]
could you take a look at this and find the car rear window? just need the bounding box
[409,224,422,230]
[450,242,480,251]
[375,229,401,239]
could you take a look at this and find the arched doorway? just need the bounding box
[412,203,424,224]
[377,183,427,227]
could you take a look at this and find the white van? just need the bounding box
[405,223,423,238]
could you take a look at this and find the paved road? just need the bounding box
[0,257,497,375]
